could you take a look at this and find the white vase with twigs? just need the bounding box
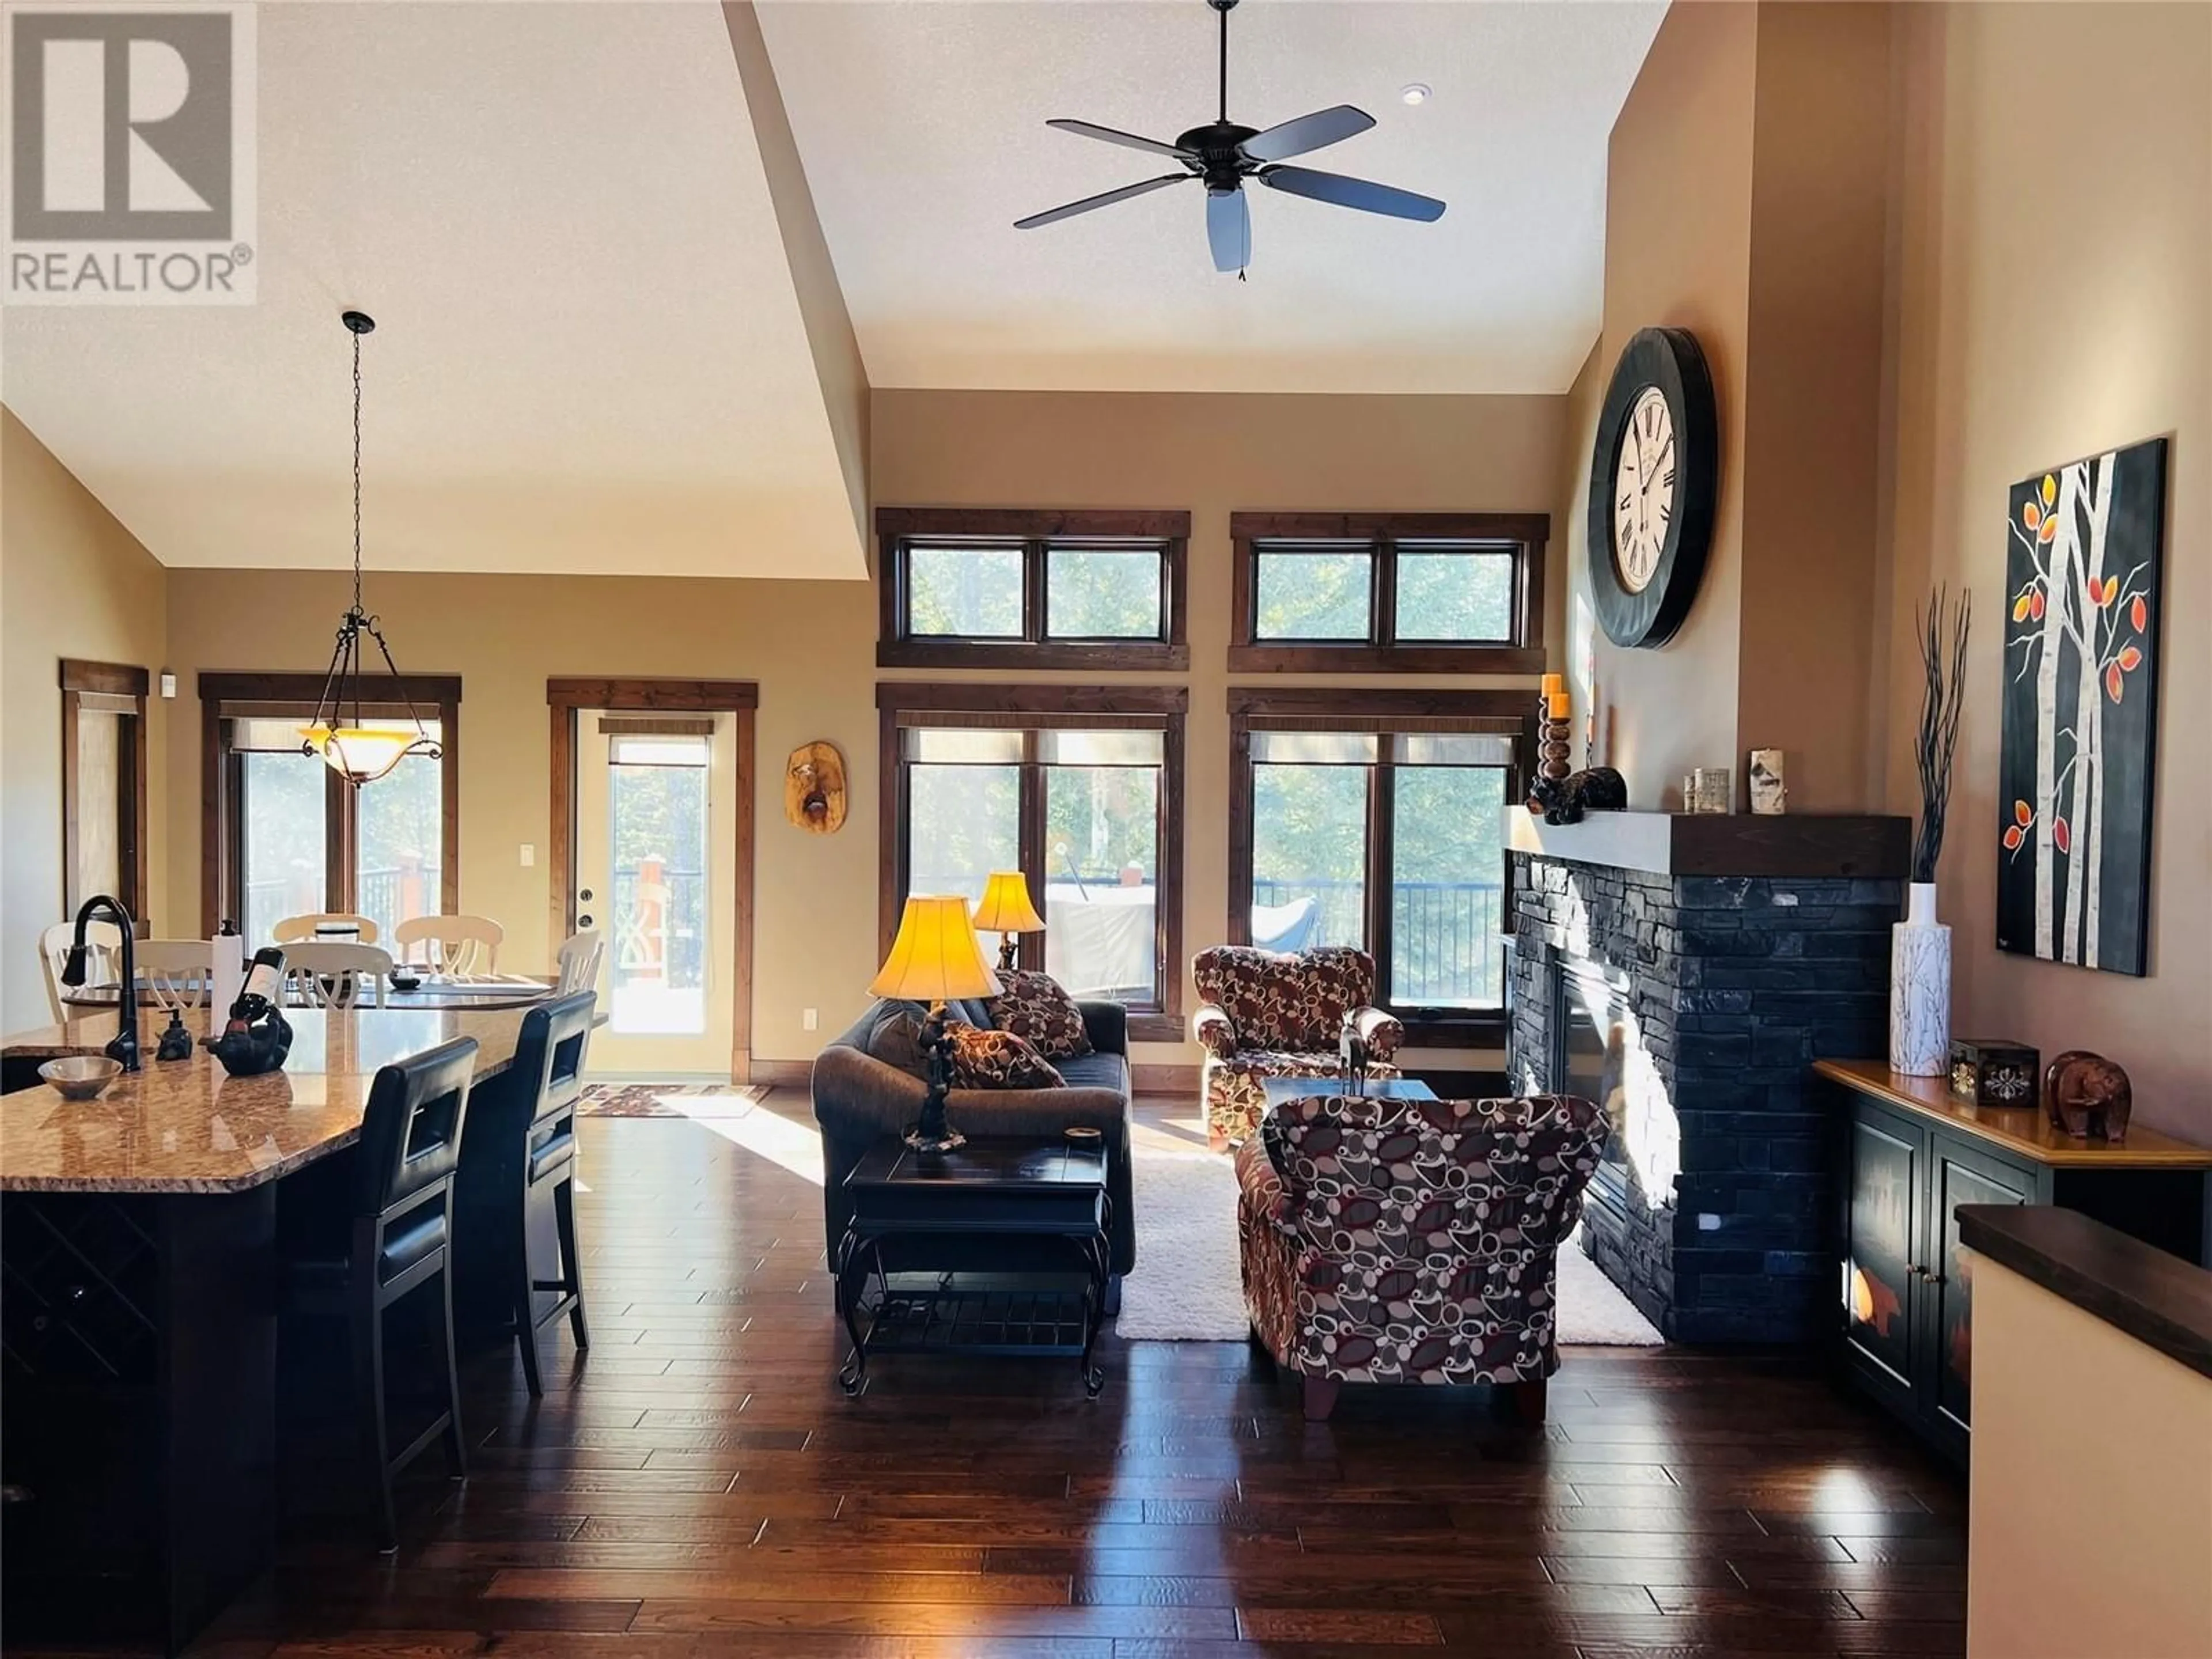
[1892,589,1970,1076]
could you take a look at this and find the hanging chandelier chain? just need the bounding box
[303,308,442,786]
[351,327,365,615]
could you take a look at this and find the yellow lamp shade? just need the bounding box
[870,895,1003,1003]
[972,871,1046,936]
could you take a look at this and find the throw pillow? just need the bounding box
[988,968,1093,1060]
[862,1009,931,1080]
[942,1019,1065,1090]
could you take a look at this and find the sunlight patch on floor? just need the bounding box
[694,1097,825,1184]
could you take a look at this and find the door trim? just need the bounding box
[548,679,759,1081]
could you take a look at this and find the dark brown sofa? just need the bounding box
[809,998,1136,1281]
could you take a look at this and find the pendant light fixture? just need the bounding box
[300,309,441,786]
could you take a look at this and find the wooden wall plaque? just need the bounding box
[784,741,847,835]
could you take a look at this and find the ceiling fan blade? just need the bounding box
[1046,118,1195,159]
[1016,173,1191,231]
[1240,104,1376,164]
[1206,188,1249,273]
[1259,164,1446,222]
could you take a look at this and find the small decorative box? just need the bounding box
[1949,1039,2039,1107]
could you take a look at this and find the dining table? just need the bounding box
[0,1002,548,1656]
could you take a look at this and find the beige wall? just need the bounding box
[1587,0,1757,804]
[1967,1256,2212,1656]
[159,388,1569,1070]
[1585,1,1892,811]
[1734,2,1892,812]
[1,408,172,1035]
[1881,1,2212,1138]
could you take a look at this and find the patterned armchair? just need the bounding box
[1191,945,1405,1149]
[1234,1090,1607,1423]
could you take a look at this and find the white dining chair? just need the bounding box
[555,930,605,997]
[282,941,395,1009]
[272,912,380,946]
[392,915,504,979]
[40,919,123,1022]
[137,940,218,1010]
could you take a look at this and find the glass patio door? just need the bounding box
[571,712,738,1077]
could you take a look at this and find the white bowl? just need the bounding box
[39,1055,123,1101]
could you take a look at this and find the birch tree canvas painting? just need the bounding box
[1997,437,2167,976]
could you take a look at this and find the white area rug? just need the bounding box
[1115,1143,1664,1347]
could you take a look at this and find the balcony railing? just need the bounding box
[1253,877,1504,1006]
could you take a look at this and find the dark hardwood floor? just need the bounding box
[133,1095,1966,1657]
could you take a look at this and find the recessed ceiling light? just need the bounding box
[1400,82,1432,107]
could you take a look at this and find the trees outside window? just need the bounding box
[879,685,1186,1039]
[201,675,459,938]
[1229,691,1529,1043]
[877,508,1190,670]
[1230,513,1548,673]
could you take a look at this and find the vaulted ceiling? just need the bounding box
[759,0,1664,394]
[0,1,1662,579]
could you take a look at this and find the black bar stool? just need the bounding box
[459,991,594,1396]
[282,1035,475,1551]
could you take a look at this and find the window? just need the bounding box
[879,684,1186,1040]
[1230,512,1548,672]
[60,659,150,922]
[1229,690,1531,1041]
[200,673,460,940]
[877,507,1191,669]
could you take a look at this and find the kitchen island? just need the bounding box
[0,1004,539,1656]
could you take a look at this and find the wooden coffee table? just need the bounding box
[834,1137,1112,1397]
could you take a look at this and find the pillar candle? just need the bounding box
[1547,690,1571,719]
[1540,673,1565,698]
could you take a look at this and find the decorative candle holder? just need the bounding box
[1538,698,1571,786]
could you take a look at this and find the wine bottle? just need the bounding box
[225,946,286,1034]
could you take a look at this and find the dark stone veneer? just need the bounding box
[1510,851,1900,1344]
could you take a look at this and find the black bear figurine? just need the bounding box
[1527,766,1628,826]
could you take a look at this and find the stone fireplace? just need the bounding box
[1506,810,1906,1343]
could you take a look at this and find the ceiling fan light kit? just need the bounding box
[1016,0,1446,274]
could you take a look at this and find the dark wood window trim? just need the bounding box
[877,681,1187,1043]
[548,679,758,1081]
[876,507,1192,672]
[1226,687,1532,1046]
[1229,510,1549,674]
[199,671,461,935]
[60,658,151,926]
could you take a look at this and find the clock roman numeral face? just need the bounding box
[1611,385,1676,595]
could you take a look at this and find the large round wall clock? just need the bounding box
[1585,325,1719,649]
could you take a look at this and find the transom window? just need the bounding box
[877,507,1190,669]
[1229,690,1531,1041]
[879,684,1187,1040]
[1230,512,1548,672]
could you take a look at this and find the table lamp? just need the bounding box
[971,870,1046,973]
[869,895,1003,1152]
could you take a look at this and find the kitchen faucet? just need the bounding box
[57,894,140,1073]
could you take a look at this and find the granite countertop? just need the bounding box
[1,1005,531,1194]
[1959,1205,2212,1382]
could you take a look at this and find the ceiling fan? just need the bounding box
[1014,0,1445,274]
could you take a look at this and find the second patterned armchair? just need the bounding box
[1235,1090,1607,1423]
[1191,944,1404,1149]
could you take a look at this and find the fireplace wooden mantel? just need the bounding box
[1506,806,1909,881]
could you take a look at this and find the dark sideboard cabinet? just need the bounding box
[1816,1059,2211,1467]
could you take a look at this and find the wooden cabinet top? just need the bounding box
[1815,1059,2212,1170]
